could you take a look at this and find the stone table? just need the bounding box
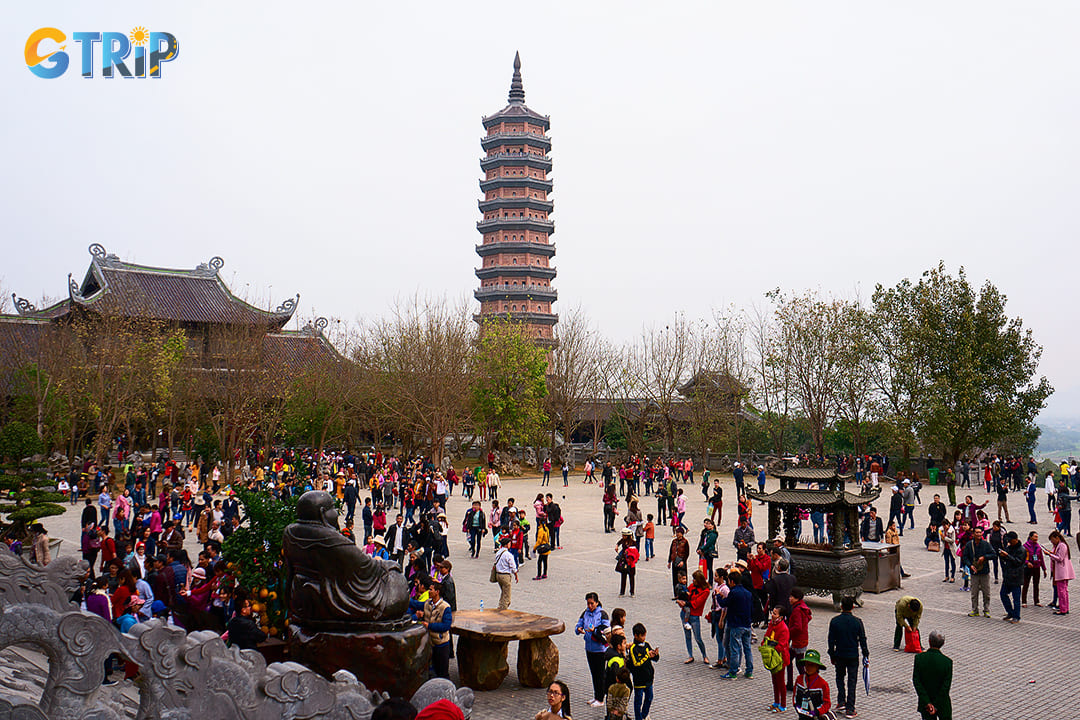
[451,609,565,691]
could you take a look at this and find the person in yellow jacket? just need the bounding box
[534,522,552,580]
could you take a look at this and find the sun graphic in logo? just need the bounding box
[129,26,149,47]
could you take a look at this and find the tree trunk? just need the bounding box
[36,399,45,441]
[734,409,742,462]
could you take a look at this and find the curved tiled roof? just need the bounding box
[14,247,299,329]
[75,259,296,327]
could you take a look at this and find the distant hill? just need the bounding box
[1036,422,1080,460]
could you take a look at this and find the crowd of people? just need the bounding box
[8,443,1077,716]
[565,582,861,720]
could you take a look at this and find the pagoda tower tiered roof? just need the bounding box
[474,52,559,345]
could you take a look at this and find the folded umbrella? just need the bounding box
[863,656,870,696]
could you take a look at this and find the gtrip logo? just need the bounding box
[25,27,179,79]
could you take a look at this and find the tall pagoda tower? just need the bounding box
[474,52,557,346]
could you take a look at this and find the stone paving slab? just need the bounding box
[38,473,1080,720]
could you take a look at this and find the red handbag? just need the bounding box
[903,627,922,653]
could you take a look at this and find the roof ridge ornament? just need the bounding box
[276,294,299,314]
[301,316,329,336]
[508,51,525,104]
[12,295,36,315]
[87,243,121,266]
[68,273,81,300]
[194,256,225,277]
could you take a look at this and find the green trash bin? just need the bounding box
[928,467,939,485]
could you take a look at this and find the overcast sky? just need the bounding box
[3,2,1078,419]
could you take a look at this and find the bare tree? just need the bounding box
[72,315,158,467]
[749,301,793,456]
[714,309,754,460]
[193,321,275,482]
[679,318,724,462]
[639,315,693,453]
[546,305,600,455]
[357,295,475,467]
[597,339,648,455]
[770,290,848,457]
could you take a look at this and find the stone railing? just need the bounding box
[0,552,473,720]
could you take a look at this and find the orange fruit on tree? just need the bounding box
[259,588,269,599]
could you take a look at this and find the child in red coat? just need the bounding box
[763,605,791,711]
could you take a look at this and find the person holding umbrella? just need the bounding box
[827,596,867,719]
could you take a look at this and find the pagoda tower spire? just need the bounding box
[508,51,525,103]
[474,54,557,347]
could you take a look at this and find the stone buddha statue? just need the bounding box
[283,490,409,628]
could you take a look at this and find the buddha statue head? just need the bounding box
[297,490,339,530]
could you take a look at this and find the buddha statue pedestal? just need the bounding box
[288,617,431,698]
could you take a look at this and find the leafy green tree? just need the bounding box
[0,421,44,462]
[870,277,932,466]
[473,320,549,451]
[221,487,298,637]
[834,303,879,457]
[914,263,1052,460]
[875,263,1053,462]
[0,423,64,532]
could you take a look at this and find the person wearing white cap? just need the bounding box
[902,480,917,535]
[617,529,640,597]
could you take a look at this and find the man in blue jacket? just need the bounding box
[718,569,754,679]
[575,592,611,707]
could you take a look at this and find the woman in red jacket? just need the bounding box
[762,605,791,712]
[679,570,711,664]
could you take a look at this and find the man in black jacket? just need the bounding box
[385,515,411,567]
[888,486,904,535]
[998,531,1025,622]
[81,499,98,530]
[827,596,869,719]
[343,480,359,523]
[227,593,267,650]
[860,507,884,543]
[927,495,948,528]
[765,558,796,618]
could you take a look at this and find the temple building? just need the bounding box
[0,244,339,396]
[474,52,558,346]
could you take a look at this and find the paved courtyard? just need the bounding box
[40,471,1080,720]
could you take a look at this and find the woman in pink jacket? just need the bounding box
[1043,530,1074,615]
